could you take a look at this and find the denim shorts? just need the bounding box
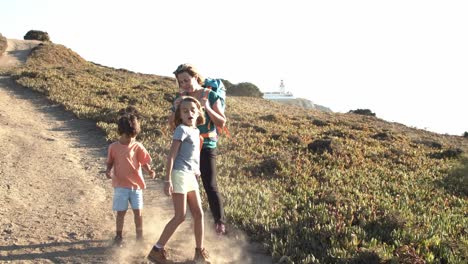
[112,187,143,211]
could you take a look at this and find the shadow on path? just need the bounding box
[0,240,110,262]
[0,76,108,160]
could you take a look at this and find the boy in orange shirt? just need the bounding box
[106,111,155,246]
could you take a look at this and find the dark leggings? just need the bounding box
[200,148,225,224]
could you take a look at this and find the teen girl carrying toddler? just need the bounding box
[147,96,211,263]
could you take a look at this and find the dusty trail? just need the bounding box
[0,39,272,263]
[0,75,115,263]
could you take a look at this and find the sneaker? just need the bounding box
[113,236,123,247]
[147,246,171,264]
[194,248,211,263]
[215,223,226,235]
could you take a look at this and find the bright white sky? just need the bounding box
[2,0,467,135]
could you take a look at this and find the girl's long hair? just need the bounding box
[174,96,206,128]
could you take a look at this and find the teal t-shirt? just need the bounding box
[173,89,220,149]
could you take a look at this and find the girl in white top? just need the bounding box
[147,96,211,263]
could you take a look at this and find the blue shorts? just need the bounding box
[112,187,143,211]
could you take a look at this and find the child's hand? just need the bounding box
[105,170,112,179]
[149,170,156,179]
[164,181,173,196]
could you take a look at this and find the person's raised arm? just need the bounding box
[204,99,226,128]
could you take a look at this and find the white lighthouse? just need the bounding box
[263,80,295,100]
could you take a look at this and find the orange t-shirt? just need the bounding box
[107,141,152,189]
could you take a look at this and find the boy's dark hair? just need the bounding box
[118,105,140,118]
[117,114,140,137]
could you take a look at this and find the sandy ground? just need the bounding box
[0,39,272,263]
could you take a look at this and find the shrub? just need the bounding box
[412,139,442,149]
[429,148,463,159]
[439,157,468,196]
[24,30,50,41]
[349,109,376,116]
[260,114,279,122]
[364,211,406,243]
[372,132,393,141]
[221,78,234,91]
[307,139,341,154]
[312,119,329,127]
[351,251,381,264]
[394,245,425,264]
[227,82,263,97]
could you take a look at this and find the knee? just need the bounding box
[173,214,186,225]
[192,210,204,221]
[117,211,127,218]
[133,210,142,218]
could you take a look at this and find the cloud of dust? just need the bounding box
[105,181,271,263]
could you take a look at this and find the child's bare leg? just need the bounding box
[187,190,204,249]
[133,209,143,239]
[157,193,187,246]
[116,210,127,237]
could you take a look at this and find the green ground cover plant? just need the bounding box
[4,43,467,263]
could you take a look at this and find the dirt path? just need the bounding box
[0,39,42,67]
[0,40,272,263]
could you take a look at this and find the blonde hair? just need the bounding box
[174,96,206,127]
[173,63,205,86]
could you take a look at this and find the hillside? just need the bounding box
[266,97,333,112]
[0,40,272,263]
[2,42,467,263]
